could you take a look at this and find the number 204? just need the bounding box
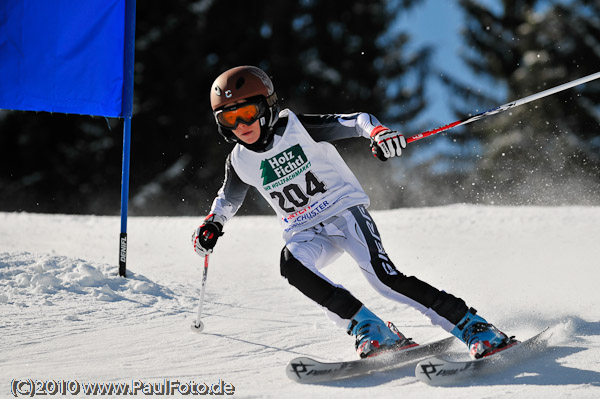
[269,171,327,213]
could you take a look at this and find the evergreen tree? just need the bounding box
[450,0,600,205]
[0,0,429,215]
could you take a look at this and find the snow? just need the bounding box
[1,205,599,398]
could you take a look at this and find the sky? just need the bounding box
[397,0,498,129]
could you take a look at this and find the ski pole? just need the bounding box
[407,71,600,144]
[191,254,210,333]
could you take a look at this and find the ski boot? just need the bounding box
[347,306,417,358]
[451,308,517,359]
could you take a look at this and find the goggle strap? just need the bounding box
[266,92,277,107]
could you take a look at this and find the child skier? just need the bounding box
[193,65,515,359]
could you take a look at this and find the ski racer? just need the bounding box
[192,65,516,359]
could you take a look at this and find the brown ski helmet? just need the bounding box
[210,66,277,111]
[210,66,280,147]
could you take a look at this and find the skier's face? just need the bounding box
[227,100,261,144]
[232,119,261,144]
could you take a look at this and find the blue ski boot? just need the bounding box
[451,308,517,359]
[347,306,416,358]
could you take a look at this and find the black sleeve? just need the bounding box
[209,153,250,220]
[297,113,380,142]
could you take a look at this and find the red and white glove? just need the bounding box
[192,214,225,257]
[370,125,406,161]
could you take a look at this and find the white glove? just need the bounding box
[370,125,406,161]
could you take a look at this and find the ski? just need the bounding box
[286,336,455,383]
[415,327,551,385]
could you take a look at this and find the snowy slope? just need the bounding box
[1,205,599,398]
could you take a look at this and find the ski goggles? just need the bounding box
[214,102,264,130]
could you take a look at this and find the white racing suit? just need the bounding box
[207,109,468,332]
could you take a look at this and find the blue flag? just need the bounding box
[0,0,127,117]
